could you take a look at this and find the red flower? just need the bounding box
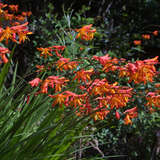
[8,5,18,12]
[29,78,41,87]
[123,107,138,125]
[142,34,150,39]
[115,111,120,120]
[123,107,137,114]
[133,40,141,45]
[36,65,45,72]
[93,54,111,66]
[51,45,66,58]
[153,30,158,36]
[93,54,118,72]
[0,47,10,63]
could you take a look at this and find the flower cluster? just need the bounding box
[0,3,31,22]
[28,23,160,125]
[93,54,119,72]
[37,45,66,59]
[29,76,69,94]
[0,22,32,44]
[0,3,32,63]
[133,30,159,46]
[75,24,96,41]
[56,58,79,71]
[119,56,158,84]
[145,83,160,112]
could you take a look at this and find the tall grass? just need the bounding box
[0,66,90,160]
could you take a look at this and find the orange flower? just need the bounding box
[124,114,132,125]
[92,80,132,109]
[40,79,50,94]
[49,91,86,108]
[1,54,8,63]
[96,91,132,110]
[11,22,32,43]
[36,65,45,72]
[133,40,141,45]
[155,83,160,88]
[49,93,67,107]
[79,78,108,94]
[142,34,150,39]
[3,11,14,20]
[8,5,18,12]
[93,54,119,72]
[56,57,79,71]
[0,26,15,44]
[91,82,133,117]
[119,57,158,84]
[93,54,111,66]
[17,30,32,43]
[47,76,69,92]
[153,30,158,36]
[123,107,138,125]
[63,91,87,108]
[73,68,94,83]
[119,67,129,77]
[37,47,53,59]
[11,22,21,26]
[80,47,84,51]
[102,57,118,72]
[0,3,7,15]
[21,11,32,17]
[146,92,160,109]
[15,15,26,21]
[0,22,31,44]
[35,76,69,94]
[75,24,96,41]
[94,108,110,121]
[0,3,7,9]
